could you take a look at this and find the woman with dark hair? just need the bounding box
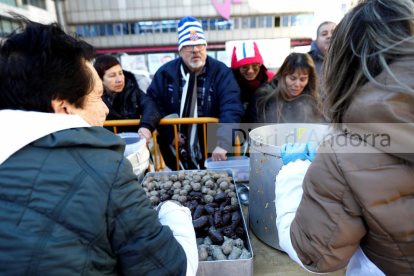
[0,19,197,276]
[94,55,161,142]
[276,0,414,275]
[231,41,274,110]
[244,52,323,124]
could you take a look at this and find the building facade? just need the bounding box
[60,0,355,71]
[64,0,355,49]
[2,0,356,71]
[0,0,57,37]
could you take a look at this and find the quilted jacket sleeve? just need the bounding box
[107,158,187,276]
[290,140,366,273]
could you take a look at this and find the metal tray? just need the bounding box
[141,169,253,276]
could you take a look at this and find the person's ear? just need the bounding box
[51,99,76,115]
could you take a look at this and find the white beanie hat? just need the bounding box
[177,16,207,51]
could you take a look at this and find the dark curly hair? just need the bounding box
[0,15,96,112]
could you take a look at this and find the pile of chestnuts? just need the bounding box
[142,170,251,261]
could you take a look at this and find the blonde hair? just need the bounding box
[256,53,319,122]
[322,0,414,130]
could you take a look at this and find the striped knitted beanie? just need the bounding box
[177,16,207,51]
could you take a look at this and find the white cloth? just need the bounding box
[158,201,198,276]
[275,160,385,276]
[347,247,385,276]
[0,110,90,166]
[275,160,315,273]
[125,138,150,176]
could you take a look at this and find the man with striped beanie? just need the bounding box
[147,16,244,170]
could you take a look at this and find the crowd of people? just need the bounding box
[0,0,413,275]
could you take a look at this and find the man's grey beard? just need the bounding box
[188,53,205,70]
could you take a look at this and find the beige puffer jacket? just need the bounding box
[290,58,414,275]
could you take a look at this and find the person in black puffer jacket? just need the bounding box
[94,55,161,142]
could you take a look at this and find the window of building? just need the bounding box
[154,22,161,33]
[291,14,313,26]
[209,19,216,30]
[274,17,280,27]
[226,19,233,30]
[168,20,177,32]
[71,15,287,39]
[266,16,273,28]
[90,25,99,37]
[76,26,83,36]
[99,25,106,36]
[115,24,122,35]
[0,18,13,37]
[201,19,208,31]
[2,19,12,35]
[107,24,114,36]
[233,18,240,29]
[129,23,137,34]
[161,21,169,33]
[217,19,224,30]
[0,0,17,7]
[258,16,265,28]
[83,25,90,37]
[122,23,129,35]
[139,21,153,35]
[242,18,248,29]
[22,0,46,10]
[146,22,154,34]
[249,17,256,28]
[217,18,231,30]
[282,15,289,27]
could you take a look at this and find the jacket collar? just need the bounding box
[309,41,324,60]
[0,110,90,165]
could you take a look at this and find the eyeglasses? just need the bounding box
[240,64,261,72]
[183,44,206,52]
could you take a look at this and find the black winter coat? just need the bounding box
[0,127,187,275]
[147,57,244,150]
[103,71,161,133]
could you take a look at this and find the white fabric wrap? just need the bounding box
[158,201,198,276]
[0,110,90,166]
[275,160,385,276]
[125,139,150,176]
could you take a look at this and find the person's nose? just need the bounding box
[115,75,122,82]
[293,80,301,88]
[248,67,254,73]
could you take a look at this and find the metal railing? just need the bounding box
[104,117,241,171]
